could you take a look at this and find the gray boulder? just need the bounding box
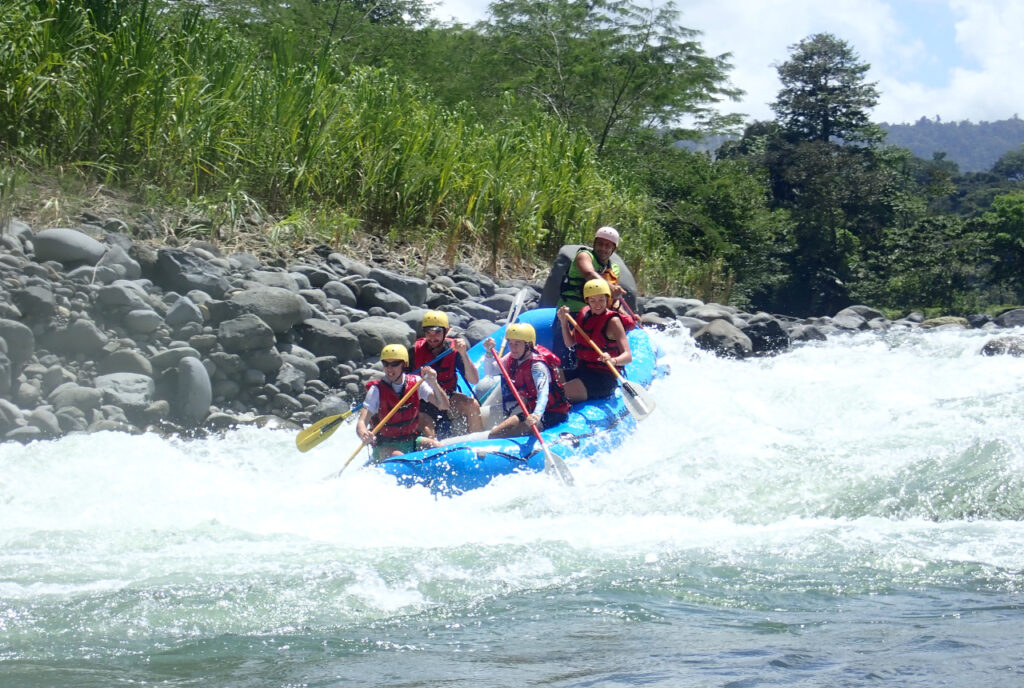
[94,372,155,412]
[644,296,703,319]
[356,283,411,314]
[693,319,752,358]
[685,303,739,325]
[26,408,62,437]
[789,324,829,342]
[832,310,868,331]
[297,318,362,361]
[0,349,9,396]
[229,286,312,333]
[149,347,202,372]
[97,281,156,312]
[165,296,204,328]
[244,269,299,291]
[97,349,153,376]
[0,398,25,434]
[980,335,1024,357]
[328,253,371,277]
[33,227,107,265]
[843,304,886,321]
[217,313,276,353]
[41,319,109,356]
[743,314,791,356]
[463,319,500,346]
[151,248,231,298]
[97,244,141,279]
[368,267,428,307]
[174,356,212,427]
[994,309,1024,328]
[49,382,104,413]
[344,316,416,359]
[460,301,503,321]
[322,280,358,308]
[11,284,57,319]
[124,309,163,334]
[312,395,351,421]
[0,318,34,370]
[243,347,283,374]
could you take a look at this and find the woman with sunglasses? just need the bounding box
[356,344,449,461]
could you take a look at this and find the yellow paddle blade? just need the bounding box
[295,409,354,453]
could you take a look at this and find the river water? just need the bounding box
[2,327,1024,687]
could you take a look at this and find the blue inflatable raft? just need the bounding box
[374,307,666,495]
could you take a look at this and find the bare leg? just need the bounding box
[452,393,484,433]
[487,415,529,439]
[417,412,436,439]
[563,378,588,403]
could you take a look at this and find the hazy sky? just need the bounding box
[430,0,1024,125]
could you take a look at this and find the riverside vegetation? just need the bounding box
[3,1,1024,313]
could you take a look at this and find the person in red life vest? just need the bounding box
[356,344,449,461]
[481,323,571,439]
[413,310,483,439]
[552,225,635,369]
[556,279,633,402]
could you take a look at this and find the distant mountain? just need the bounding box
[880,116,1024,173]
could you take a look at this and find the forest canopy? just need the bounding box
[2,0,1024,316]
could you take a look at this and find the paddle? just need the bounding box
[325,377,425,480]
[295,406,359,453]
[491,350,574,486]
[617,297,645,331]
[497,287,529,357]
[564,312,656,421]
[296,346,456,453]
[476,288,529,404]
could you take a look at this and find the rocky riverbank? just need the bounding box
[3,214,1024,445]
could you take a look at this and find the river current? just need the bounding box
[2,327,1023,686]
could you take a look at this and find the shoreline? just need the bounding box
[2,215,1024,445]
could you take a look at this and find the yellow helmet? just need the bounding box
[422,310,449,330]
[380,344,409,366]
[505,323,536,346]
[583,279,612,299]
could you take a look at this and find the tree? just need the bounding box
[629,143,791,305]
[721,35,930,315]
[484,0,741,153]
[771,33,881,144]
[992,145,1024,182]
[853,215,990,313]
[983,190,1024,296]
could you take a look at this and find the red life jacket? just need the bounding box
[612,304,637,332]
[413,337,458,393]
[501,345,571,415]
[365,374,422,440]
[575,306,623,374]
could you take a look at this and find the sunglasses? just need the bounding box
[423,326,445,334]
[383,360,404,368]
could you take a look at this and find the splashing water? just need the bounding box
[3,327,1024,686]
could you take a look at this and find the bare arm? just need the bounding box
[422,367,450,411]
[356,406,376,445]
[556,306,577,348]
[605,318,632,367]
[573,250,603,282]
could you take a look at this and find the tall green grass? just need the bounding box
[1,0,684,292]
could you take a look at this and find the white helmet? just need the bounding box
[594,226,620,246]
